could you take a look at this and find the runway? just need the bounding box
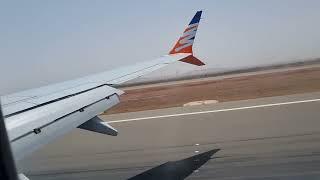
[19,92,320,179]
[107,66,320,114]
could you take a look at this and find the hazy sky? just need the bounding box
[1,0,320,94]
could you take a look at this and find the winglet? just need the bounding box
[169,11,205,66]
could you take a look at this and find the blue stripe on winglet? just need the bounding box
[189,11,202,25]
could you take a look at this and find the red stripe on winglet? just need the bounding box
[184,25,198,33]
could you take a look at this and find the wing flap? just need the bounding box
[5,85,122,141]
[78,116,118,136]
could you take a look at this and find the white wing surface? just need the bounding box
[2,53,189,117]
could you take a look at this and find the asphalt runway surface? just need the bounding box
[19,92,320,180]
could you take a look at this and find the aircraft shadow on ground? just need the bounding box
[128,149,220,180]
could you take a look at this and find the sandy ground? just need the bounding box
[106,66,320,114]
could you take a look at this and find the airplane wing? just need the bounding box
[1,11,205,162]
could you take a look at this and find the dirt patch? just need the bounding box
[105,67,320,114]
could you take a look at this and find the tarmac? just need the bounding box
[19,92,320,180]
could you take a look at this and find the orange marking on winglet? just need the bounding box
[169,45,193,54]
[179,55,205,66]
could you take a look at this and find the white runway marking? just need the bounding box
[108,98,320,124]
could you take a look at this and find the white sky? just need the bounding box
[1,0,320,94]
